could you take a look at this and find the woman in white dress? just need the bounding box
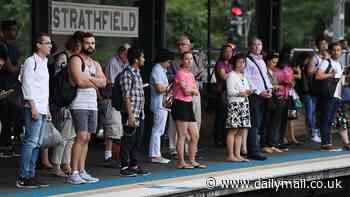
[225,53,252,162]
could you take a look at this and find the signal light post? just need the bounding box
[230,0,245,46]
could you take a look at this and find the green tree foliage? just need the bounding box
[166,0,240,49]
[210,0,233,48]
[0,0,31,59]
[166,0,208,49]
[166,0,337,49]
[282,0,335,47]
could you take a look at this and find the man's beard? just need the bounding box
[82,47,95,56]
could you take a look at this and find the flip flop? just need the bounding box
[52,169,68,177]
[177,164,194,169]
[239,158,250,162]
[191,163,207,169]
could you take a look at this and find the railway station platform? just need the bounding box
[1,112,350,197]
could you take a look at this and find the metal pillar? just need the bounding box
[332,0,346,41]
[207,0,211,82]
[31,0,51,49]
[256,0,281,52]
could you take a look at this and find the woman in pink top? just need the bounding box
[273,51,298,146]
[171,52,206,169]
[214,44,234,147]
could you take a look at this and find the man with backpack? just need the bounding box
[118,47,150,176]
[16,33,52,188]
[68,32,106,184]
[101,43,130,167]
[50,31,84,177]
[306,36,329,143]
[315,42,343,151]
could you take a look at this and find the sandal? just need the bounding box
[177,163,194,169]
[238,158,250,162]
[226,158,241,162]
[190,161,207,169]
[39,163,53,170]
[343,143,350,151]
[52,168,68,177]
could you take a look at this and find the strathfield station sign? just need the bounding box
[51,1,139,37]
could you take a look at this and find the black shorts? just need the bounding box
[171,99,196,122]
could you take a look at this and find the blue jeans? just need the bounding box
[319,97,341,145]
[248,95,266,155]
[303,95,317,132]
[19,108,47,178]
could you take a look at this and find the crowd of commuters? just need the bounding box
[211,36,350,162]
[1,19,350,189]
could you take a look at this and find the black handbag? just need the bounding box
[100,83,113,98]
[310,59,339,98]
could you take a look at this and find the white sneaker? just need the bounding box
[151,157,170,164]
[67,173,86,184]
[311,135,321,143]
[79,170,99,183]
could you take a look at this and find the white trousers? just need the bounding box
[51,138,74,165]
[149,110,168,157]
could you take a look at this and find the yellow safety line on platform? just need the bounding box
[50,154,350,197]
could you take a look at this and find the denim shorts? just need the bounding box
[70,109,98,133]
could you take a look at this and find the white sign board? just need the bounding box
[51,1,138,37]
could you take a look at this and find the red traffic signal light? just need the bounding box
[231,0,243,16]
[231,7,243,16]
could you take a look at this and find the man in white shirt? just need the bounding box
[16,33,52,189]
[244,37,272,161]
[315,42,343,151]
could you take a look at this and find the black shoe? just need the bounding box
[131,166,151,176]
[103,158,119,168]
[32,177,49,187]
[16,177,40,189]
[120,167,137,177]
[170,152,178,160]
[247,154,267,161]
[277,144,289,151]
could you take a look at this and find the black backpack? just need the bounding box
[310,59,339,98]
[51,55,85,107]
[111,68,135,111]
